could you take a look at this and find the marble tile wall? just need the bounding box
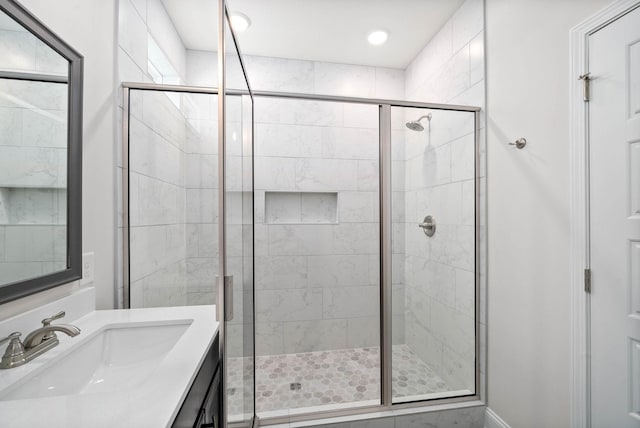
[127,89,189,307]
[254,97,383,356]
[118,0,249,311]
[401,0,485,393]
[184,50,405,356]
[190,4,485,383]
[117,1,252,329]
[184,92,219,308]
[118,0,210,308]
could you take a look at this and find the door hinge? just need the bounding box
[584,268,591,293]
[578,73,590,102]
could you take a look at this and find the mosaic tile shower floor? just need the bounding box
[227,344,450,416]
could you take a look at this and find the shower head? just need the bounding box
[405,113,432,132]
[405,121,424,132]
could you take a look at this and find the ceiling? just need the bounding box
[161,0,465,69]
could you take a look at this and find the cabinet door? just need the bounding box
[172,336,220,428]
[201,366,221,428]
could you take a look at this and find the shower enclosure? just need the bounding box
[119,2,482,426]
[123,92,479,422]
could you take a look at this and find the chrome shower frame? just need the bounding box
[120,82,483,426]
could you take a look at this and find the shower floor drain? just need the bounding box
[289,382,302,391]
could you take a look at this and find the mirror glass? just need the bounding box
[0,9,69,286]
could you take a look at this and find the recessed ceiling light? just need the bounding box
[230,12,251,32]
[367,30,388,46]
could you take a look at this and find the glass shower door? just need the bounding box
[220,4,255,427]
[390,106,477,403]
[252,97,381,418]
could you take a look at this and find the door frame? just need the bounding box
[569,1,640,426]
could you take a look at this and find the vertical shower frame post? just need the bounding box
[474,109,482,403]
[122,86,130,309]
[379,104,393,407]
[217,0,228,425]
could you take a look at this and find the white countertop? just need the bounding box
[0,305,218,428]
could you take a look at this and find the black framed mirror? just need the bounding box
[0,0,82,304]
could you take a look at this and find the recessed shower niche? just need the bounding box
[264,191,338,224]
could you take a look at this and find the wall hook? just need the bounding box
[509,138,527,149]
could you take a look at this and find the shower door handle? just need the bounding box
[224,275,233,322]
[216,275,234,321]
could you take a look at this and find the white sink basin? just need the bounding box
[0,321,190,400]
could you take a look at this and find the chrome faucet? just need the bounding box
[0,311,80,369]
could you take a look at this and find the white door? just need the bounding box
[589,5,640,427]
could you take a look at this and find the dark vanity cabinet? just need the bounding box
[172,334,220,428]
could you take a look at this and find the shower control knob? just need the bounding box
[418,215,436,237]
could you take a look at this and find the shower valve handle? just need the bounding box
[418,216,436,237]
[418,221,434,230]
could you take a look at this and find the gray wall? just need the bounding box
[0,0,119,316]
[485,0,612,426]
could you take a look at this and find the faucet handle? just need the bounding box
[0,332,22,347]
[1,333,24,356]
[41,311,65,341]
[42,311,65,326]
[0,333,26,369]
